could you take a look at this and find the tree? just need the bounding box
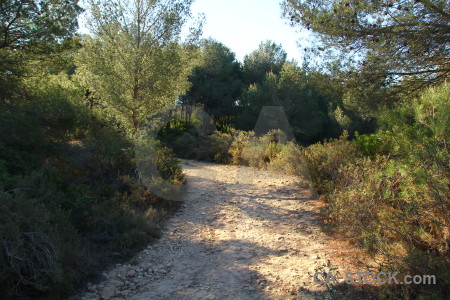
[242,40,287,85]
[0,0,82,50]
[282,0,450,92]
[75,0,200,134]
[237,60,336,142]
[0,0,82,100]
[236,71,279,130]
[181,39,243,126]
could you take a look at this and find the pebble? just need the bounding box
[127,270,136,278]
[76,162,359,300]
[100,286,116,299]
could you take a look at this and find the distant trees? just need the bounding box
[180,39,243,128]
[75,0,199,134]
[178,39,346,143]
[237,59,338,142]
[243,40,287,85]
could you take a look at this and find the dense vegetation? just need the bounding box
[1,0,448,298]
[161,83,449,298]
[0,0,190,297]
[160,0,449,298]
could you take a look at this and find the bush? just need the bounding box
[0,192,80,297]
[172,130,200,159]
[155,146,185,184]
[267,142,309,177]
[228,130,255,165]
[159,125,234,164]
[329,155,449,298]
[0,78,184,297]
[0,129,166,297]
[313,83,450,298]
[229,129,288,169]
[302,131,360,193]
[354,132,384,157]
[158,120,198,157]
[195,131,233,163]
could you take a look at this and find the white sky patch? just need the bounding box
[189,0,310,63]
[77,0,311,63]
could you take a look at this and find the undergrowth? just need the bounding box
[0,77,184,298]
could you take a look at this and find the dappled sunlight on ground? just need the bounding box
[79,160,375,300]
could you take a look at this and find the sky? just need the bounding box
[78,0,310,63]
[189,0,309,63]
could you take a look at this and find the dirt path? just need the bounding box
[79,160,366,299]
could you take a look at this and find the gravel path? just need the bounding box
[79,160,365,300]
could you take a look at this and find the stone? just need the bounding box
[110,279,122,287]
[127,270,136,278]
[100,286,116,299]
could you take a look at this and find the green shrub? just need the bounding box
[158,120,197,156]
[207,132,233,163]
[329,155,449,298]
[169,130,200,159]
[229,129,287,169]
[316,84,450,298]
[302,131,360,193]
[0,78,184,297]
[267,142,309,178]
[155,146,185,184]
[194,131,232,163]
[0,192,80,297]
[413,82,449,145]
[355,132,382,157]
[228,130,255,165]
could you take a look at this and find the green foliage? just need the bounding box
[242,40,287,85]
[236,60,342,143]
[239,130,286,169]
[282,0,450,93]
[330,155,449,298]
[305,83,450,298]
[181,39,243,122]
[0,64,186,297]
[414,82,450,145]
[267,141,309,176]
[302,131,360,193]
[160,127,309,176]
[0,0,82,51]
[154,147,185,184]
[75,0,199,134]
[1,1,446,299]
[0,49,25,100]
[235,72,279,131]
[200,132,233,163]
[160,126,233,164]
[0,192,73,297]
[355,130,393,157]
[173,132,202,159]
[228,130,255,165]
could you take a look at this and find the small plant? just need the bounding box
[229,130,255,165]
[302,131,360,194]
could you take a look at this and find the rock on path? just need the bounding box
[77,160,365,300]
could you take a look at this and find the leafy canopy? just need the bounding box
[243,40,288,85]
[0,0,82,50]
[282,0,450,90]
[76,0,200,134]
[181,39,243,121]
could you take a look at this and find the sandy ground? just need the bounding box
[78,160,369,300]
